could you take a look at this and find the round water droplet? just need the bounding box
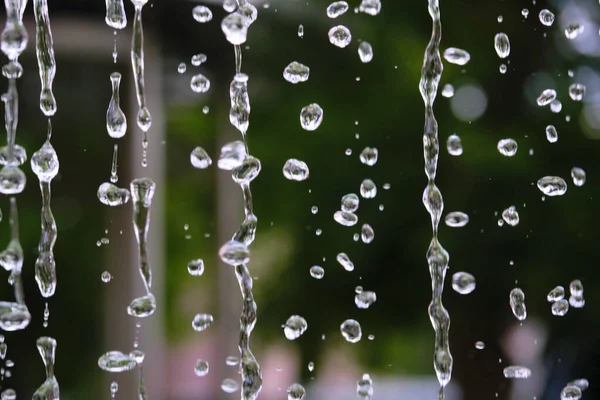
[218,141,246,171]
[190,147,212,169]
[31,142,59,182]
[336,252,354,271]
[568,83,585,101]
[192,313,214,332]
[190,73,211,93]
[311,206,319,214]
[221,13,248,45]
[187,259,205,276]
[310,265,324,279]
[360,179,377,199]
[97,183,130,207]
[191,53,207,66]
[494,33,510,58]
[509,288,527,321]
[1,389,16,400]
[359,147,378,166]
[475,341,485,350]
[501,206,519,226]
[284,315,308,340]
[98,351,137,373]
[328,25,352,48]
[550,99,562,113]
[452,272,476,294]
[539,9,554,26]
[177,63,186,74]
[283,159,309,181]
[0,166,25,195]
[300,103,323,131]
[195,359,209,376]
[101,271,112,283]
[283,61,310,84]
[565,23,584,40]
[225,356,239,366]
[223,0,236,12]
[521,8,529,18]
[446,134,463,156]
[497,138,518,156]
[561,385,582,400]
[327,1,348,18]
[358,41,373,63]
[443,47,470,65]
[569,295,585,308]
[287,383,306,400]
[547,286,565,302]
[355,291,376,309]
[571,167,586,187]
[193,5,213,23]
[232,156,262,184]
[537,89,557,106]
[537,176,567,196]
[503,366,531,379]
[340,319,362,343]
[441,84,454,98]
[334,210,358,227]
[499,64,507,74]
[445,211,469,227]
[218,240,250,266]
[545,125,558,143]
[361,224,374,243]
[551,299,569,316]
[221,378,239,393]
[341,193,360,212]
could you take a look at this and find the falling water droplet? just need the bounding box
[509,288,527,321]
[355,291,376,309]
[98,351,136,372]
[358,41,373,63]
[443,47,470,65]
[360,179,377,198]
[101,271,112,283]
[192,313,214,332]
[361,224,374,243]
[569,379,589,392]
[223,0,236,12]
[501,206,519,226]
[545,125,558,143]
[221,378,239,393]
[451,272,476,294]
[191,53,207,66]
[192,5,213,23]
[551,299,569,316]
[283,61,310,84]
[225,356,239,366]
[538,9,554,26]
[309,266,324,279]
[569,279,583,297]
[445,211,469,227]
[446,134,463,156]
[537,176,567,196]
[106,73,127,139]
[503,366,531,379]
[497,138,518,157]
[217,141,246,170]
[494,33,510,58]
[283,159,309,181]
[568,83,585,101]
[190,147,212,169]
[218,240,250,266]
[311,205,319,214]
[570,167,586,186]
[0,166,26,195]
[565,23,584,40]
[341,193,360,212]
[550,99,562,113]
[284,315,307,340]
[358,0,381,16]
[560,385,582,400]
[297,24,304,38]
[287,383,306,400]
[300,103,323,130]
[499,64,507,74]
[97,183,131,206]
[127,293,156,317]
[359,147,378,166]
[521,8,529,18]
[194,359,209,376]
[106,0,127,29]
[177,63,186,74]
[547,286,564,302]
[190,73,211,93]
[336,252,354,271]
[334,211,358,227]
[327,1,348,18]
[340,319,362,343]
[221,14,248,45]
[475,341,485,350]
[357,373,374,399]
[187,259,204,276]
[110,381,118,398]
[328,25,351,48]
[537,89,557,106]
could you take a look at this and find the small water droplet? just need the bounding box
[446,134,463,156]
[568,83,585,101]
[308,361,314,372]
[191,53,207,66]
[336,252,354,271]
[499,64,507,74]
[361,224,374,243]
[503,365,531,379]
[193,5,213,23]
[445,211,469,227]
[283,61,310,84]
[190,147,212,169]
[218,240,249,266]
[309,265,324,279]
[328,25,352,48]
[340,319,362,343]
[358,0,381,16]
[547,286,565,302]
[187,259,205,276]
[545,125,558,143]
[298,24,304,38]
[443,47,470,65]
[550,99,562,113]
[570,167,586,186]
[452,272,476,294]
[497,138,518,156]
[221,378,239,393]
[192,313,214,332]
[521,8,529,18]
[358,41,373,63]
[355,291,376,309]
[357,373,373,399]
[560,385,582,400]
[359,147,378,166]
[441,84,454,98]
[284,315,308,340]
[101,271,112,283]
[311,206,319,214]
[360,179,377,198]
[475,341,485,350]
[551,299,569,316]
[190,73,211,93]
[98,351,136,372]
[501,206,519,226]
[195,359,209,376]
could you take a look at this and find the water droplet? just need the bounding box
[441,84,454,98]
[443,47,470,65]
[127,293,156,317]
[475,341,485,350]
[340,319,362,343]
[129,349,145,364]
[177,63,186,74]
[217,141,246,170]
[221,378,239,393]
[545,125,558,143]
[0,389,16,400]
[190,146,212,169]
[191,53,207,66]
[569,279,583,297]
[192,313,214,332]
[445,211,469,227]
[538,9,554,26]
[361,224,374,243]
[447,134,463,156]
[300,103,324,131]
[232,156,261,184]
[110,381,119,396]
[190,73,211,93]
[328,25,352,48]
[357,373,373,399]
[503,366,531,379]
[284,315,307,340]
[297,24,304,38]
[565,23,584,40]
[221,13,248,45]
[499,64,507,74]
[561,385,582,400]
[336,252,354,271]
[327,1,348,18]
[195,359,209,376]
[497,15,503,23]
[537,89,557,106]
[287,383,306,400]
[360,179,377,199]
[218,240,250,266]
[359,147,378,166]
[358,41,373,63]
[358,0,381,16]
[340,193,359,212]
[571,167,586,186]
[31,141,59,182]
[311,206,319,214]
[187,259,205,276]
[569,379,589,392]
[509,288,527,321]
[98,351,136,373]
[283,159,309,181]
[333,211,357,227]
[202,106,209,114]
[537,176,567,196]
[547,286,565,302]
[97,183,131,207]
[192,5,213,23]
[310,266,324,279]
[494,33,510,58]
[521,8,529,18]
[223,0,236,12]
[497,138,518,156]
[308,361,314,371]
[501,206,519,226]
[569,295,585,308]
[452,272,476,294]
[106,72,127,138]
[225,356,239,366]
[101,271,112,283]
[0,166,25,195]
[550,99,562,113]
[551,299,569,316]
[355,291,376,309]
[283,61,310,84]
[0,145,27,166]
[105,0,127,29]
[568,83,585,101]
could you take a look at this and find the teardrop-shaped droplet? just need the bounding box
[187,259,204,276]
[494,33,510,58]
[31,141,59,182]
[340,319,362,343]
[452,272,476,294]
[355,291,376,309]
[284,315,307,340]
[326,1,348,18]
[361,224,374,243]
[509,288,527,321]
[568,83,585,101]
[358,41,373,63]
[360,179,377,198]
[190,73,211,93]
[127,293,156,318]
[538,9,554,26]
[309,265,324,279]
[300,103,323,131]
[446,134,463,156]
[218,240,249,266]
[551,299,569,316]
[190,147,212,169]
[328,25,351,48]
[565,23,584,40]
[545,125,558,143]
[537,176,567,196]
[283,61,310,84]
[547,286,565,302]
[283,159,309,181]
[571,167,586,187]
[503,366,531,379]
[106,72,127,139]
[192,313,214,332]
[193,5,213,23]
[287,383,306,400]
[501,206,519,226]
[445,211,469,227]
[497,138,518,156]
[443,47,470,65]
[336,252,354,271]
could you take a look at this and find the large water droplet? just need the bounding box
[537,89,557,106]
[571,167,586,187]
[328,25,351,48]
[503,366,531,379]
[568,83,585,101]
[361,224,374,243]
[545,125,558,143]
[340,319,362,343]
[494,33,510,58]
[127,293,156,317]
[551,299,569,316]
[300,103,323,131]
[283,159,309,181]
[446,134,463,156]
[497,138,517,156]
[509,288,527,321]
[443,47,470,65]
[561,385,582,400]
[451,272,476,294]
[192,313,214,332]
[1,389,16,400]
[336,252,354,271]
[326,1,348,18]
[287,383,306,400]
[221,13,248,45]
[190,147,212,169]
[187,259,204,276]
[190,73,211,93]
[218,141,246,170]
[538,9,555,26]
[31,141,59,182]
[195,359,209,376]
[360,179,377,198]
[537,176,567,196]
[355,291,376,309]
[283,61,310,84]
[359,147,378,166]
[565,23,584,40]
[445,211,469,227]
[0,166,25,195]
[0,145,27,166]
[105,0,127,29]
[501,206,519,226]
[358,41,373,63]
[284,315,307,340]
[218,240,250,266]
[334,210,358,227]
[547,286,564,302]
[192,5,213,23]
[98,351,136,373]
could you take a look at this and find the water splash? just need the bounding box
[32,336,59,400]
[419,0,453,396]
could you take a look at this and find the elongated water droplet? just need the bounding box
[561,385,582,400]
[537,89,556,106]
[545,125,558,143]
[192,313,214,332]
[357,373,373,399]
[221,378,239,393]
[538,9,554,26]
[33,0,57,116]
[191,53,207,66]
[503,366,531,379]
[355,291,376,309]
[361,224,374,243]
[358,41,373,63]
[106,0,127,29]
[98,351,136,373]
[218,240,249,266]
[283,159,309,181]
[340,319,362,343]
[551,299,569,316]
[569,279,583,297]
[110,381,118,398]
[358,0,381,16]
[441,84,454,98]
[190,73,210,93]
[443,47,470,65]
[328,25,351,48]
[334,210,358,227]
[451,272,475,294]
[300,103,323,131]
[445,211,469,227]
[297,24,304,38]
[287,383,306,400]
[284,315,307,340]
[359,147,378,166]
[501,206,519,226]
[193,5,213,23]
[187,259,204,276]
[547,286,564,302]
[327,1,348,18]
[131,2,152,135]
[283,61,310,84]
[475,341,485,350]
[494,33,510,58]
[509,288,527,320]
[497,138,517,156]
[360,179,377,198]
[225,356,239,366]
[565,23,584,40]
[570,167,586,186]
[336,252,354,271]
[190,146,212,169]
[309,265,324,279]
[194,359,209,376]
[568,83,585,101]
[537,176,567,196]
[569,379,589,392]
[446,134,462,156]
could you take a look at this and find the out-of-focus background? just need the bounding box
[0,0,599,398]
